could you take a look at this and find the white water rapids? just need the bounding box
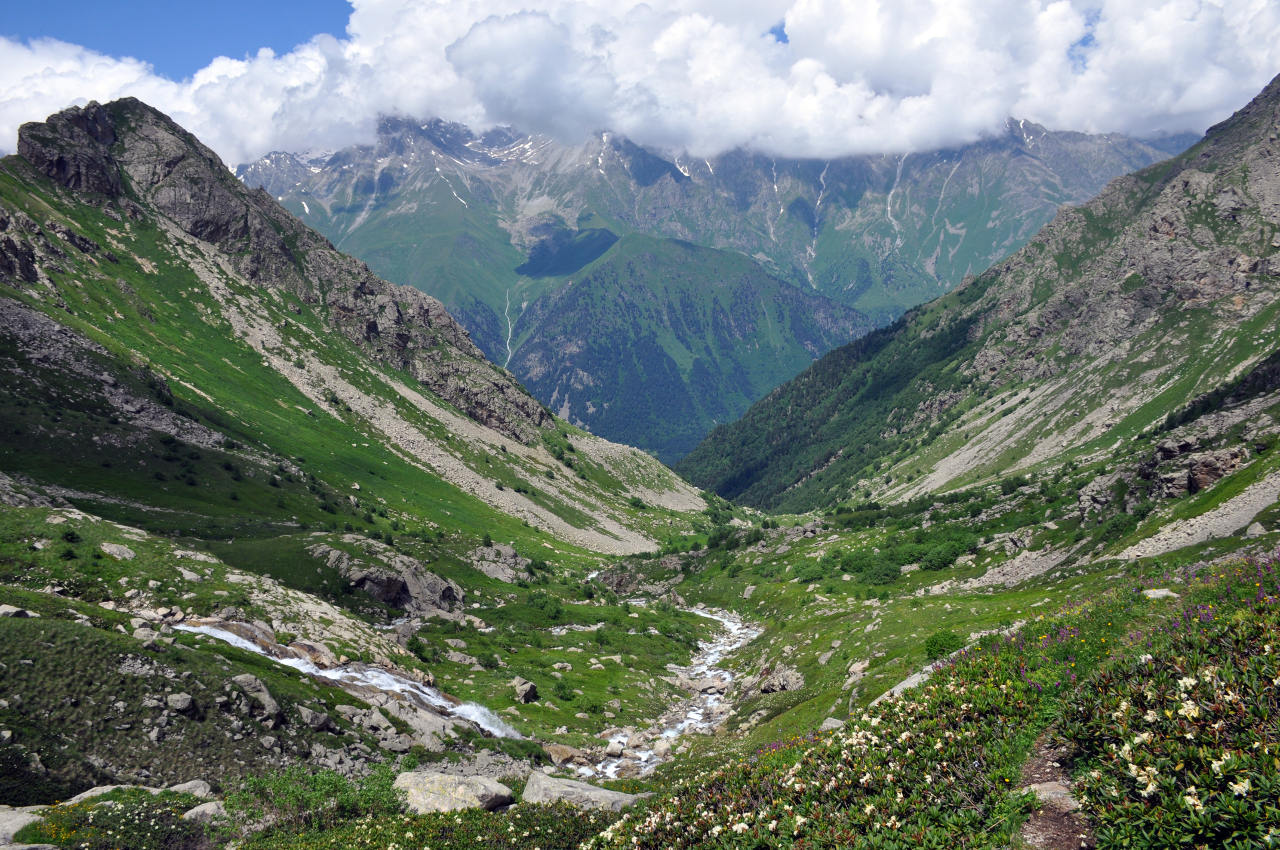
[176,606,758,774]
[587,606,761,778]
[175,622,521,738]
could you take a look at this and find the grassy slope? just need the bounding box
[510,233,869,461]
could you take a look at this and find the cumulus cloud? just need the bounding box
[1,0,1278,165]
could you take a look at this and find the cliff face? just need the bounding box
[16,99,552,443]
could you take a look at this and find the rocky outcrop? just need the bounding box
[307,538,462,616]
[15,99,552,444]
[521,771,646,811]
[17,102,122,197]
[393,771,513,814]
[467,543,529,583]
[758,664,804,694]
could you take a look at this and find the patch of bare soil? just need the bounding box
[1017,732,1095,850]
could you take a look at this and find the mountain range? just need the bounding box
[239,118,1192,459]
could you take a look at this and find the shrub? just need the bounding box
[225,761,404,837]
[923,629,964,659]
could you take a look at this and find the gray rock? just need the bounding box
[1022,781,1080,813]
[307,540,464,616]
[393,771,513,814]
[296,705,335,733]
[64,785,144,804]
[521,771,647,811]
[180,800,226,823]
[167,779,213,798]
[99,542,135,560]
[1246,521,1266,538]
[759,664,804,694]
[166,692,193,713]
[0,605,36,618]
[231,674,280,722]
[1142,588,1179,600]
[542,743,585,766]
[819,717,845,732]
[511,677,538,704]
[0,807,45,844]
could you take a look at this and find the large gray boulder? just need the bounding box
[180,800,226,823]
[759,664,805,694]
[308,539,463,616]
[231,673,281,723]
[511,677,539,703]
[521,771,646,811]
[393,771,513,814]
[0,806,46,844]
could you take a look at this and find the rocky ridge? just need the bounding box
[17,99,552,444]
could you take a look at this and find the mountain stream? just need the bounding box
[175,621,521,738]
[176,605,759,777]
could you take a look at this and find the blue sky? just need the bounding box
[0,0,351,80]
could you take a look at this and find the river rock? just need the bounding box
[521,771,646,811]
[543,743,585,766]
[393,771,512,813]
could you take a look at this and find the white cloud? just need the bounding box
[1,0,1278,165]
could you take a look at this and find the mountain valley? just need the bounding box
[0,74,1278,850]
[239,117,1191,459]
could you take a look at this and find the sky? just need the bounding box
[1,0,1278,167]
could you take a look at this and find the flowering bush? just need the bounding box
[16,788,211,850]
[242,801,619,849]
[1063,556,1280,848]
[586,553,1280,849]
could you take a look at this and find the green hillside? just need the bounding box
[509,234,869,461]
[678,76,1280,513]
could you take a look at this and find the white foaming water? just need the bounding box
[588,607,760,778]
[175,623,520,739]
